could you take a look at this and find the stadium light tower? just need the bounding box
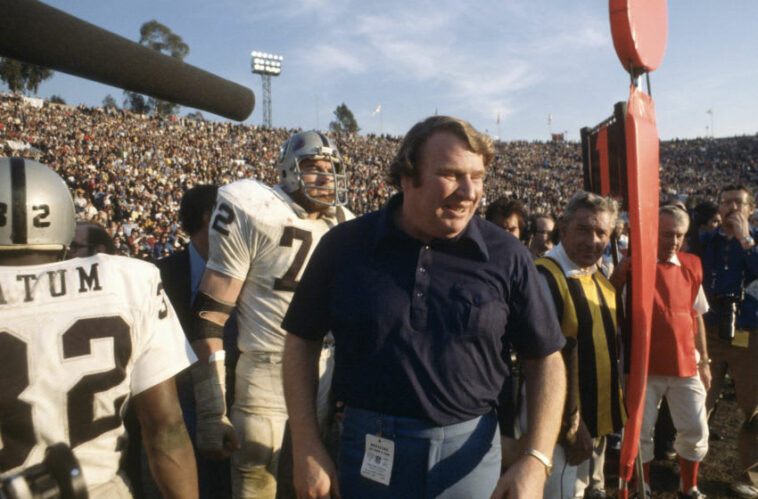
[251,51,282,127]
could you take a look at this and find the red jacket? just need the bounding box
[649,252,702,377]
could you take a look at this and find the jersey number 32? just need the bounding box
[0,316,131,471]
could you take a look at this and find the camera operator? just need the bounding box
[698,184,758,498]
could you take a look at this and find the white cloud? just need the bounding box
[296,44,368,74]
[527,24,608,54]
[249,1,625,127]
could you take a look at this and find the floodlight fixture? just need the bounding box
[251,51,283,127]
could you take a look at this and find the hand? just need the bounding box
[564,418,593,466]
[490,454,547,499]
[559,410,581,447]
[723,211,750,240]
[293,443,340,499]
[191,357,240,459]
[609,257,631,292]
[196,413,239,460]
[698,364,712,391]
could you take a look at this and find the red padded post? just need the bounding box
[618,84,660,490]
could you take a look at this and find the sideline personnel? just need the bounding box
[536,191,626,499]
[282,116,567,498]
[613,205,710,498]
[699,184,758,498]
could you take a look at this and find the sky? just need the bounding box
[10,0,758,141]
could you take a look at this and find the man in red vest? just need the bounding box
[613,205,711,498]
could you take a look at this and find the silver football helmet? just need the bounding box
[276,131,348,207]
[0,157,75,253]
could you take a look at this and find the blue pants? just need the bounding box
[338,407,501,498]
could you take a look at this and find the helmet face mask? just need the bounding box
[277,131,348,208]
[0,157,75,255]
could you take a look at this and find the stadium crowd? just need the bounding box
[2,92,757,261]
[3,92,758,499]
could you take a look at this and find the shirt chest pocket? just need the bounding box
[448,285,507,338]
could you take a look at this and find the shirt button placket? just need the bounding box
[411,245,431,330]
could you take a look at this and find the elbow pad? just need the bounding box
[188,291,235,342]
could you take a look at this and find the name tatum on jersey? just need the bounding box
[0,261,104,304]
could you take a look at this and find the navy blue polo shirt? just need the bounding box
[282,194,565,426]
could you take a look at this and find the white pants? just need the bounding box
[575,436,607,494]
[543,437,606,499]
[89,472,133,499]
[230,347,333,499]
[639,375,709,463]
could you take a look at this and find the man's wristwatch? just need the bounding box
[523,447,553,476]
[744,235,755,247]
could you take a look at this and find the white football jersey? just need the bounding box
[206,180,353,353]
[0,254,196,489]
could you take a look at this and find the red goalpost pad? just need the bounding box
[618,84,660,486]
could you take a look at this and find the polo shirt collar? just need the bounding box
[658,253,681,266]
[373,193,489,261]
[546,243,598,278]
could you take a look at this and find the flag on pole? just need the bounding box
[496,113,500,125]
[372,104,382,116]
[548,113,553,125]
[706,108,713,115]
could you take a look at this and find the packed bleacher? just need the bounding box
[2,92,757,260]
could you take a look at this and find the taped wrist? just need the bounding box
[189,291,235,342]
[192,356,227,417]
[191,356,231,451]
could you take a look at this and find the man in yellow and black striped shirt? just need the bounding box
[536,191,627,499]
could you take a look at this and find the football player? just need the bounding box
[0,157,198,498]
[188,131,353,498]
